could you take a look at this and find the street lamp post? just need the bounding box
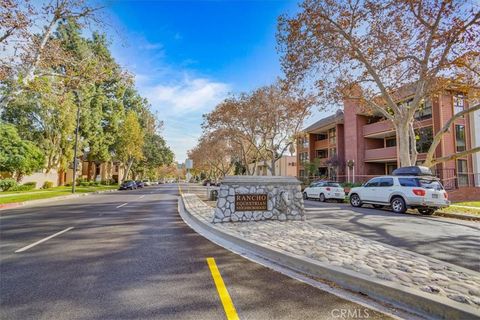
[72,91,81,194]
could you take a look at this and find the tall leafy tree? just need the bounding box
[0,123,44,181]
[116,111,145,181]
[1,78,77,173]
[137,134,174,176]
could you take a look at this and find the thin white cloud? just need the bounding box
[135,76,230,162]
[142,77,230,115]
[140,42,163,50]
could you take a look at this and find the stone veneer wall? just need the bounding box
[213,176,305,223]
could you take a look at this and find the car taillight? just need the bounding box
[444,192,448,199]
[412,189,426,196]
[326,187,331,191]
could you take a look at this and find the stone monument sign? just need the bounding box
[213,176,305,223]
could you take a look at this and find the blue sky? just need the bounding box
[106,0,326,162]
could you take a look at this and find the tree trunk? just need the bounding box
[58,169,65,186]
[87,161,92,181]
[124,159,134,182]
[270,158,276,176]
[396,122,412,167]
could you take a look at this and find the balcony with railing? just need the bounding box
[364,146,397,162]
[363,119,395,137]
[314,139,329,149]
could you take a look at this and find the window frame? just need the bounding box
[453,94,465,116]
[455,124,466,153]
[316,149,328,159]
[414,99,433,120]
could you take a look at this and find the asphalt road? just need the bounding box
[0,184,391,320]
[304,199,480,272]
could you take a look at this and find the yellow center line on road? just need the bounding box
[206,257,240,320]
[178,184,183,195]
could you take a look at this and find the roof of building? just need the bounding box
[303,110,344,133]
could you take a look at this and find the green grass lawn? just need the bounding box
[438,202,480,216]
[0,185,118,204]
[452,201,480,208]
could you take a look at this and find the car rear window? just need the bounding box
[398,178,443,190]
[419,179,444,190]
[326,182,340,187]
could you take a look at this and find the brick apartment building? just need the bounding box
[297,91,479,193]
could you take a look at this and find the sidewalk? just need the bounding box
[181,193,480,319]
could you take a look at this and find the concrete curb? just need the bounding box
[0,189,119,212]
[178,196,480,320]
[434,211,480,221]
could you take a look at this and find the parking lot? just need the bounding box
[304,199,480,271]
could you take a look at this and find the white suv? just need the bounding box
[348,176,450,215]
[303,181,345,202]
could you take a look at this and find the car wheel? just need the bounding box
[303,192,308,200]
[319,193,326,202]
[350,194,362,207]
[418,208,435,215]
[390,197,407,214]
[373,204,383,209]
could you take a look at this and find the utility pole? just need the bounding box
[72,91,81,194]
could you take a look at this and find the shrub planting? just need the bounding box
[42,181,54,189]
[0,179,18,191]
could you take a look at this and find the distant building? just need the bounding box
[16,160,126,188]
[248,156,297,177]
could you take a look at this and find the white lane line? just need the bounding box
[138,195,145,199]
[15,227,74,253]
[116,203,128,208]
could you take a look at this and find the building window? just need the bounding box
[315,133,328,141]
[303,137,309,148]
[386,163,397,175]
[299,170,305,177]
[385,137,396,147]
[457,159,468,187]
[298,136,309,149]
[453,94,465,115]
[329,128,336,144]
[415,100,432,120]
[316,149,328,158]
[299,152,309,162]
[455,125,466,152]
[329,148,337,157]
[415,127,433,153]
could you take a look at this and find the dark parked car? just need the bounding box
[202,179,212,186]
[119,180,137,190]
[135,180,145,188]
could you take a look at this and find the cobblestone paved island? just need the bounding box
[183,193,480,309]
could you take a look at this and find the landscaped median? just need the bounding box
[179,193,480,320]
[0,185,118,209]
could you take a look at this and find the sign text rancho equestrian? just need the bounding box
[235,194,268,211]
